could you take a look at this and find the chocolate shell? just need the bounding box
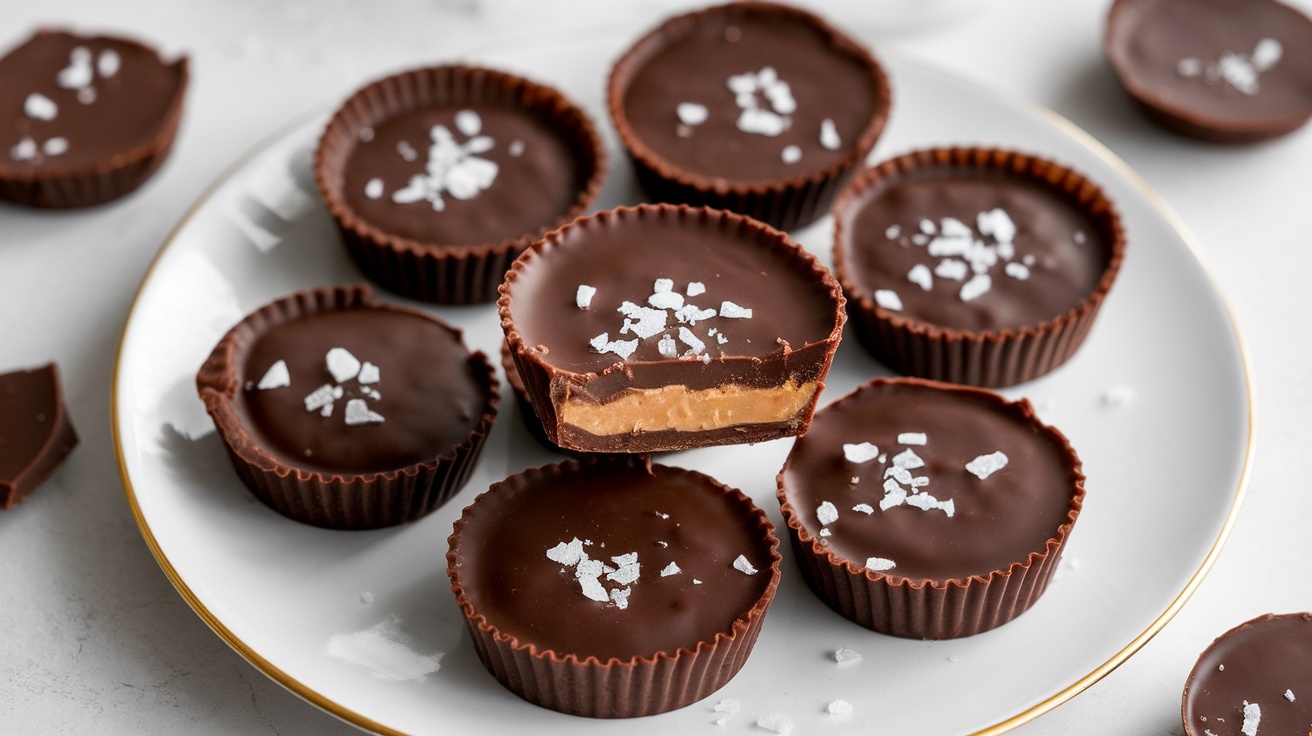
[0,29,188,208]
[498,203,845,454]
[195,284,498,529]
[833,147,1125,388]
[0,363,78,509]
[447,456,781,717]
[1182,613,1312,735]
[607,1,891,231]
[1105,0,1312,143]
[777,377,1085,639]
[315,65,606,304]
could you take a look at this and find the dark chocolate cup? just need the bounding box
[315,65,606,304]
[0,30,188,209]
[606,1,891,231]
[1104,0,1312,143]
[497,203,846,454]
[833,147,1126,388]
[0,363,79,509]
[195,284,498,530]
[776,377,1086,639]
[447,457,782,718]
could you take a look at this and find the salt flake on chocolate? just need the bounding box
[865,557,895,571]
[358,362,381,385]
[898,432,927,445]
[874,290,902,311]
[576,284,597,309]
[98,49,121,78]
[546,538,585,566]
[678,326,706,356]
[676,102,709,126]
[344,398,385,425]
[732,555,757,575]
[816,501,839,526]
[304,384,338,413]
[10,137,37,162]
[1285,689,1296,702]
[935,258,969,281]
[960,273,992,302]
[687,282,706,297]
[819,118,841,150]
[609,587,631,609]
[719,301,753,319]
[908,264,933,291]
[852,503,874,515]
[1241,701,1260,736]
[892,448,924,470]
[781,145,802,164]
[977,208,1017,244]
[326,348,362,383]
[24,93,57,121]
[966,451,1008,479]
[843,442,879,464]
[257,360,291,390]
[606,553,641,585]
[648,288,684,310]
[658,334,678,359]
[660,562,681,577]
[618,301,668,339]
[364,178,384,200]
[454,109,482,137]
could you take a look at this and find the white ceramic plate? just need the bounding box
[113,33,1253,736]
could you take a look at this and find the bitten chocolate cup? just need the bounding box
[0,29,188,208]
[0,363,79,509]
[833,147,1126,388]
[777,377,1085,640]
[315,65,606,304]
[1105,0,1312,143]
[195,284,498,530]
[607,1,891,231]
[447,457,781,718]
[1182,612,1312,735]
[498,203,845,455]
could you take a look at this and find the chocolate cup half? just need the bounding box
[777,376,1085,639]
[0,29,188,208]
[447,456,781,717]
[1104,0,1312,143]
[833,147,1126,388]
[0,363,79,509]
[196,284,498,529]
[315,65,606,304]
[607,1,891,231]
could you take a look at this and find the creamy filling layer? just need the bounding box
[559,381,817,436]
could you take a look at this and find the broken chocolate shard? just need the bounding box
[1,363,78,509]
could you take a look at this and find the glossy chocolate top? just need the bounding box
[1183,613,1312,736]
[780,378,1082,582]
[234,303,489,476]
[450,458,778,661]
[0,364,65,482]
[503,205,842,392]
[0,30,186,173]
[1106,0,1312,138]
[341,102,588,248]
[617,2,885,184]
[838,164,1112,333]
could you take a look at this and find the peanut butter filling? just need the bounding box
[559,381,817,436]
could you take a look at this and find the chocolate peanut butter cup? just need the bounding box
[1105,0,1312,143]
[315,65,606,304]
[0,29,188,208]
[0,363,79,509]
[834,147,1125,388]
[1182,613,1312,736]
[447,457,781,718]
[777,377,1084,639]
[607,1,891,231]
[195,284,497,529]
[498,203,845,454]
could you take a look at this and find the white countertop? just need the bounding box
[1,1,1308,733]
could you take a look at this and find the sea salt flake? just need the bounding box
[737,107,788,136]
[687,281,706,296]
[58,51,94,88]
[609,587,632,609]
[304,384,338,412]
[98,49,121,77]
[905,493,954,516]
[396,140,418,162]
[10,137,37,162]
[716,333,728,344]
[678,326,706,355]
[757,713,793,735]
[577,574,609,603]
[892,448,924,470]
[24,93,57,121]
[344,399,385,425]
[960,273,992,301]
[326,347,362,383]
[364,178,385,199]
[38,137,67,157]
[676,102,709,126]
[834,647,862,666]
[1177,57,1203,78]
[618,301,668,338]
[508,140,525,157]
[1252,38,1283,71]
[781,145,802,164]
[454,109,482,137]
[658,334,678,358]
[576,284,596,309]
[906,263,933,290]
[391,177,427,204]
[660,562,681,577]
[733,555,757,575]
[919,218,937,235]
[1005,262,1031,280]
[828,700,853,716]
[843,441,879,464]
[674,304,717,324]
[977,208,1016,244]
[606,553,641,585]
[898,432,927,446]
[719,301,753,319]
[1241,701,1260,736]
[1285,689,1296,702]
[819,118,841,150]
[1218,53,1259,95]
[358,362,380,384]
[966,451,1009,479]
[935,258,969,281]
[546,538,585,566]
[880,479,907,510]
[320,405,333,417]
[884,465,912,484]
[865,557,896,571]
[874,289,902,311]
[852,503,874,515]
[941,217,972,238]
[648,289,684,310]
[911,234,930,246]
[819,528,831,538]
[816,501,839,526]
[464,136,494,155]
[257,360,291,390]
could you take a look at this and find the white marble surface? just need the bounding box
[0,1,1308,734]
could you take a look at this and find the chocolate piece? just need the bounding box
[0,29,187,207]
[1105,0,1312,142]
[608,1,890,230]
[315,65,606,303]
[777,377,1084,638]
[196,285,498,529]
[499,203,845,454]
[447,456,780,717]
[0,363,78,509]
[834,147,1125,387]
[1183,613,1312,735]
